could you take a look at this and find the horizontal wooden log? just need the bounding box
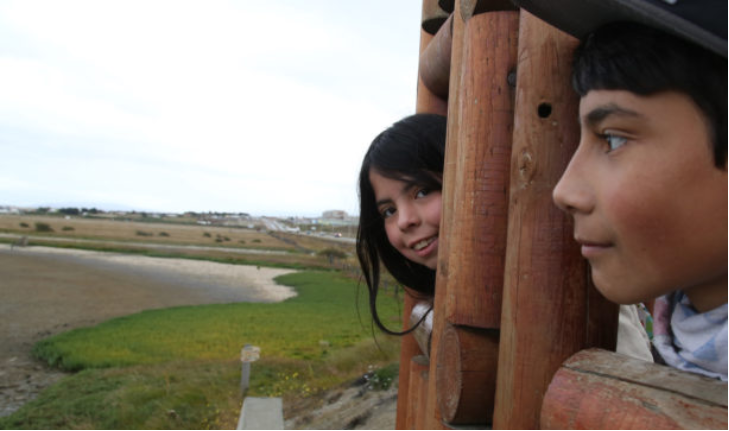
[541,348,728,430]
[436,324,499,425]
[419,14,453,99]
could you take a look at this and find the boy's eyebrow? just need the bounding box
[583,103,642,127]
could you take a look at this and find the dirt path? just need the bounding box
[0,245,296,417]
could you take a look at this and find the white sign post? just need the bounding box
[240,344,261,394]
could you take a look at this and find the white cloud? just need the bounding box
[0,0,422,216]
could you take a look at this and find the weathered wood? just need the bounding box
[436,324,499,424]
[493,11,619,429]
[541,349,728,430]
[396,292,425,430]
[422,0,468,427]
[444,10,518,329]
[406,356,429,429]
[422,0,451,35]
[400,2,452,427]
[426,8,518,430]
[419,14,453,99]
[416,27,448,116]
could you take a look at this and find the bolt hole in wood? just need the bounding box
[537,102,552,118]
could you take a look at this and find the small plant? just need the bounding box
[252,239,262,244]
[19,222,29,228]
[136,230,153,237]
[203,232,211,238]
[363,363,398,391]
[34,222,53,232]
[239,240,246,245]
[62,226,75,231]
[158,232,170,237]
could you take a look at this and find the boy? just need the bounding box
[515,0,727,380]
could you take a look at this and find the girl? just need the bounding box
[357,113,654,363]
[356,113,446,335]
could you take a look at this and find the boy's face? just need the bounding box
[553,90,727,311]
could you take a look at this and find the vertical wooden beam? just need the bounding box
[493,11,618,429]
[422,0,466,426]
[396,293,422,430]
[427,3,519,427]
[444,8,517,330]
[398,1,451,429]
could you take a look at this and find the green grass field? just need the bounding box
[0,271,404,430]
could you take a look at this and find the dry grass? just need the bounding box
[0,215,291,250]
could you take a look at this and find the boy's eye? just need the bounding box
[602,133,628,153]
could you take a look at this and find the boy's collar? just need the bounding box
[511,0,727,58]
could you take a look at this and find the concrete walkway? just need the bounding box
[237,397,284,430]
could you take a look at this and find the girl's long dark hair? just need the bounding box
[356,114,447,334]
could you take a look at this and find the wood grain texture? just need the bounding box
[541,349,728,430]
[493,11,618,429]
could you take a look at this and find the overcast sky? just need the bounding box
[0,0,422,217]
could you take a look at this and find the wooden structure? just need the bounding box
[395,0,728,429]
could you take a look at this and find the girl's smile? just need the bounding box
[369,169,442,270]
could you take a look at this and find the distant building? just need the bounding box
[322,210,347,220]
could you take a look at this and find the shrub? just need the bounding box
[19,222,29,228]
[203,232,211,238]
[35,222,53,232]
[136,231,153,237]
[62,226,75,231]
[158,232,170,237]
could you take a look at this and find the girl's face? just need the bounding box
[553,90,727,311]
[369,169,442,270]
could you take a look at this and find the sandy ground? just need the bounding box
[0,244,296,417]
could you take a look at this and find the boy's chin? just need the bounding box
[591,275,652,306]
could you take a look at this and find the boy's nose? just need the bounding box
[553,149,594,215]
[397,204,420,231]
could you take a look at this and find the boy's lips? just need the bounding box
[575,236,612,258]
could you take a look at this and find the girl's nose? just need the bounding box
[397,204,420,231]
[552,148,594,215]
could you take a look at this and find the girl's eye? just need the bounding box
[602,133,627,153]
[415,189,430,199]
[381,207,396,219]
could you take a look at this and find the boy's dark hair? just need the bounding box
[573,22,727,168]
[357,113,446,334]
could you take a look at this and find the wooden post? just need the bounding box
[419,14,453,99]
[397,1,452,428]
[541,349,728,430]
[396,292,425,430]
[426,1,518,427]
[493,11,618,429]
